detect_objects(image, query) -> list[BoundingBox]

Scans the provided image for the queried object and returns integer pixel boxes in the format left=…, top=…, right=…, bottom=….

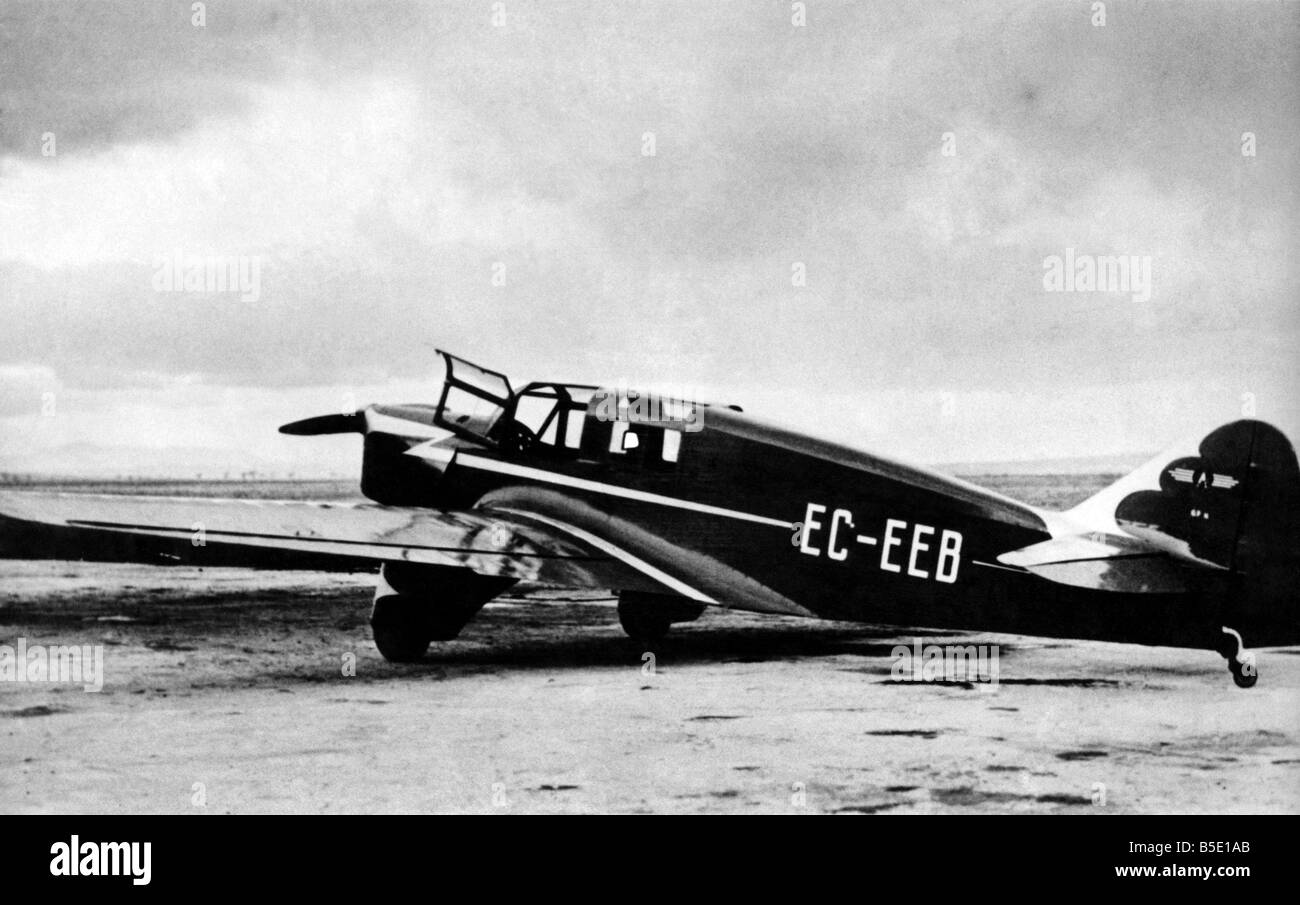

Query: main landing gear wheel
left=370, top=562, right=517, bottom=663
left=617, top=591, right=707, bottom=645
left=371, top=596, right=482, bottom=662
left=1218, top=627, right=1258, bottom=689
left=618, top=608, right=673, bottom=645
left=371, top=603, right=436, bottom=663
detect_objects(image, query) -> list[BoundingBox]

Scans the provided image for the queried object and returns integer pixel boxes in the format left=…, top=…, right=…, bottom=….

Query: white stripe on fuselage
left=406, top=442, right=794, bottom=529
left=492, top=507, right=717, bottom=604
left=407, top=442, right=1068, bottom=570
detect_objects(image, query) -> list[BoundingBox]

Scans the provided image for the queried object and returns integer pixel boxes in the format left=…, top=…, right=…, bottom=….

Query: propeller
left=278, top=411, right=367, bottom=436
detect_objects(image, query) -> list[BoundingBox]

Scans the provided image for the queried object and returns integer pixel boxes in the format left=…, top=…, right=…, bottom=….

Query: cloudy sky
left=1, top=0, right=1297, bottom=477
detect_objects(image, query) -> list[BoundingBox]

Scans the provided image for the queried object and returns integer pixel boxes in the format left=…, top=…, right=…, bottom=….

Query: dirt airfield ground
left=1, top=476, right=1297, bottom=814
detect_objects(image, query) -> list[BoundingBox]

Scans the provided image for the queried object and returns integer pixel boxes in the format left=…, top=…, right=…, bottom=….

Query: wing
left=0, top=490, right=667, bottom=594
left=0, top=487, right=814, bottom=616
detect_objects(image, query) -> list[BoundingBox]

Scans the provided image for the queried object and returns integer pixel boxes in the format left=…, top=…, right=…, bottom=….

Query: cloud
left=0, top=0, right=1296, bottom=470
left=0, top=363, right=60, bottom=417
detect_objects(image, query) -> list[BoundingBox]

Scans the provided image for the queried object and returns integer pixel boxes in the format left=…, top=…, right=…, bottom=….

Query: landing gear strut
left=370, top=563, right=516, bottom=662
left=1217, top=627, right=1258, bottom=689
left=617, top=591, right=706, bottom=644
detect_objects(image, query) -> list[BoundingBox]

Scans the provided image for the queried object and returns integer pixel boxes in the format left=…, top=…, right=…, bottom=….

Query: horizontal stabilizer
left=997, top=533, right=1192, bottom=593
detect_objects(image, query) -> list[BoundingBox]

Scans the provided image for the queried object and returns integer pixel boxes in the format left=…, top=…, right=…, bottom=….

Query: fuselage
left=366, top=398, right=1225, bottom=651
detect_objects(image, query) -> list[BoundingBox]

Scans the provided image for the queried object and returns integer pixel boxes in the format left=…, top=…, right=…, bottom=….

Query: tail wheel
left=1219, top=627, right=1259, bottom=689
left=1229, top=656, right=1258, bottom=689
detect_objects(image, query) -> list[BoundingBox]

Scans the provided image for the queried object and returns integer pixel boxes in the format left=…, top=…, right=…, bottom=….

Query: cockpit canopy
left=432, top=351, right=513, bottom=441
left=433, top=351, right=596, bottom=453
left=433, top=350, right=732, bottom=461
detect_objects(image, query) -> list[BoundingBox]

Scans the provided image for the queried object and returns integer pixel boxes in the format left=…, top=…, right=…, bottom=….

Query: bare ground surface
left=2, top=474, right=1297, bottom=814
left=2, top=559, right=1297, bottom=815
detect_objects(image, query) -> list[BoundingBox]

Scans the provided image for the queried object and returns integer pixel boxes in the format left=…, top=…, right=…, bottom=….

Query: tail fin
left=1067, top=419, right=1300, bottom=645
left=1067, top=420, right=1296, bottom=569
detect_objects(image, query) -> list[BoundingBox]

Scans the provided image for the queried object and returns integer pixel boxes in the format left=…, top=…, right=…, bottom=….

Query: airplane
left=1, top=350, right=1295, bottom=687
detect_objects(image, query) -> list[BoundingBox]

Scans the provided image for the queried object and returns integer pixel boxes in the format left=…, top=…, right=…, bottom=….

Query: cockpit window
left=661, top=429, right=681, bottom=462
left=433, top=351, right=513, bottom=444
left=432, top=352, right=602, bottom=455
left=442, top=386, right=505, bottom=429
left=445, top=354, right=511, bottom=401
left=509, top=383, right=596, bottom=453
left=514, top=390, right=560, bottom=436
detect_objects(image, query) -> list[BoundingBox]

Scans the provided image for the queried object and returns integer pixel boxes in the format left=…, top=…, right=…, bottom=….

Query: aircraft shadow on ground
left=249, top=619, right=1037, bottom=687
left=0, top=587, right=1127, bottom=689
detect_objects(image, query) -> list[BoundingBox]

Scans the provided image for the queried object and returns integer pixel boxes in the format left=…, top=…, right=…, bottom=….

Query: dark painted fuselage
left=369, top=403, right=1232, bottom=652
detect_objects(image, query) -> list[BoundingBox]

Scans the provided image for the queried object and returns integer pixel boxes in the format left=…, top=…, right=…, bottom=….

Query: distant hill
left=936, top=453, right=1151, bottom=477
left=0, top=443, right=345, bottom=481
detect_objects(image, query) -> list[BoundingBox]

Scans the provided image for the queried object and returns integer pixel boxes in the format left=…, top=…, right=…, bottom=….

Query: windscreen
left=433, top=352, right=513, bottom=444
